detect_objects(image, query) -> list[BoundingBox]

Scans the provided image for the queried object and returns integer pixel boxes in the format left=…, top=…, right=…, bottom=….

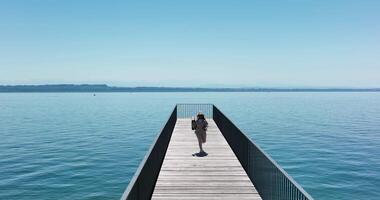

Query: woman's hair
left=197, top=113, right=205, bottom=120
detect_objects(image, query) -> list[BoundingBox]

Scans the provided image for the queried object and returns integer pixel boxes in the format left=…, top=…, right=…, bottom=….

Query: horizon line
left=0, top=84, right=380, bottom=92
left=1, top=83, right=380, bottom=89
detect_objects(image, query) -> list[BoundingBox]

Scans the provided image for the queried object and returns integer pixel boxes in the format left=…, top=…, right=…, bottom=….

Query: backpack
left=191, top=118, right=197, bottom=130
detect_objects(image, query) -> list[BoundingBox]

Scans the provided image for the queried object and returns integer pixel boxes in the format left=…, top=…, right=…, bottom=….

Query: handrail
left=213, top=105, right=314, bottom=200
left=176, top=103, right=213, bottom=118
left=120, top=106, right=177, bottom=200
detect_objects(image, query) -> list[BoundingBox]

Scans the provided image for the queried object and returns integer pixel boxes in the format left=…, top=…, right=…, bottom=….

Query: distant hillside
left=0, top=84, right=379, bottom=92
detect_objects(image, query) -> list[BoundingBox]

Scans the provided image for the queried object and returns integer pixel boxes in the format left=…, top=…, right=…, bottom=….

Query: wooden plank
left=154, top=186, right=258, bottom=194
left=153, top=193, right=260, bottom=197
left=158, top=171, right=247, bottom=176
left=152, top=197, right=262, bottom=200
left=151, top=119, right=262, bottom=199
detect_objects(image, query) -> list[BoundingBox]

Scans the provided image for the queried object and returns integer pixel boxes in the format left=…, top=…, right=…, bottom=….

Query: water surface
left=0, top=92, right=379, bottom=199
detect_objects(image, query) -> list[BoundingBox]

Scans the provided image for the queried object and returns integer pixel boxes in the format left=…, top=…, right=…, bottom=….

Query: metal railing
left=176, top=103, right=213, bottom=119
left=120, top=107, right=177, bottom=200
left=213, top=105, right=314, bottom=200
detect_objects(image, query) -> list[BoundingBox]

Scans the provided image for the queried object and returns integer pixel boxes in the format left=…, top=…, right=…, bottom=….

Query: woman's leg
left=196, top=133, right=204, bottom=152
left=202, top=132, right=207, bottom=143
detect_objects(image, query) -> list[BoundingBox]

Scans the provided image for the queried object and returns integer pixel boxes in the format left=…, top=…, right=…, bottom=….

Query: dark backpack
left=191, top=119, right=196, bottom=130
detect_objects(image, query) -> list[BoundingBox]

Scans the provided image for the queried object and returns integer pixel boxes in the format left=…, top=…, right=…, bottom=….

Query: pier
left=121, top=104, right=313, bottom=200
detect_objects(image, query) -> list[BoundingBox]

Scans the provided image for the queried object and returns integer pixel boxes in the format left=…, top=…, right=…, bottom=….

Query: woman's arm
left=203, top=120, right=208, bottom=130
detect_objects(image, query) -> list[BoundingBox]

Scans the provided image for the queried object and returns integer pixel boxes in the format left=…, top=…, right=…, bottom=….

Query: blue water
left=0, top=93, right=379, bottom=199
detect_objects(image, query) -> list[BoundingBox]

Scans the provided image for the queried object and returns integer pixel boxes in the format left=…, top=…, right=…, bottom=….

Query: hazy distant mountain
left=0, top=84, right=379, bottom=92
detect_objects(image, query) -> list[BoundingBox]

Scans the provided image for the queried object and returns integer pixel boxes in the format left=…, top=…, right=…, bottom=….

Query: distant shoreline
left=0, top=84, right=379, bottom=92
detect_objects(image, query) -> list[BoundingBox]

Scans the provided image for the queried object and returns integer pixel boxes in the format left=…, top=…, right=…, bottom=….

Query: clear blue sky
left=0, top=0, right=379, bottom=87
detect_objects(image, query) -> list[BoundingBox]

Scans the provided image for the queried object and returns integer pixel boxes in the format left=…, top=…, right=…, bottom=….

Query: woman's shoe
left=199, top=151, right=208, bottom=156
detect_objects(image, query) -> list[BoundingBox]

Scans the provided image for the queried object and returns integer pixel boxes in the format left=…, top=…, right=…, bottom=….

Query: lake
left=0, top=92, right=379, bottom=199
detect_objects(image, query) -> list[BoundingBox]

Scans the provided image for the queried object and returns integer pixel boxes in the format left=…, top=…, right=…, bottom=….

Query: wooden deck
left=151, top=119, right=262, bottom=200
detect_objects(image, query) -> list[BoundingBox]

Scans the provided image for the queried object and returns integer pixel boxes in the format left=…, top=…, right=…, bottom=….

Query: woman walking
left=193, top=112, right=208, bottom=156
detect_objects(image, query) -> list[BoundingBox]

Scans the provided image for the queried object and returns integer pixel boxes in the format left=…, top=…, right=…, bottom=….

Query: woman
left=193, top=112, right=208, bottom=156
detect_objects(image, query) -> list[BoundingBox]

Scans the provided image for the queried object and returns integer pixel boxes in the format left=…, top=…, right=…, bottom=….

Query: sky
left=0, top=0, right=379, bottom=87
